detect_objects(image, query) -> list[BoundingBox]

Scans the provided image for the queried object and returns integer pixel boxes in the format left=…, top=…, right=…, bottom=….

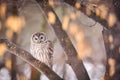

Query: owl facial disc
left=32, top=32, right=47, bottom=43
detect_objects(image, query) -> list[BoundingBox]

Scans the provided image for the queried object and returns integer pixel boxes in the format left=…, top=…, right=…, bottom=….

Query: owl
left=30, top=32, right=53, bottom=68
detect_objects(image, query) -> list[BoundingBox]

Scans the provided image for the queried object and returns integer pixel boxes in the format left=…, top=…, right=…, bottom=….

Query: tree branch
left=64, top=0, right=110, bottom=29
left=35, top=0, right=90, bottom=80
left=0, top=38, right=63, bottom=80
left=64, top=0, right=120, bottom=80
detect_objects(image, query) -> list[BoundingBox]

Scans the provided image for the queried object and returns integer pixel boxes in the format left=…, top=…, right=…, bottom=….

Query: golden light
left=108, top=13, right=117, bottom=27
left=0, top=43, right=7, bottom=57
left=108, top=58, right=115, bottom=76
left=108, top=35, right=113, bottom=43
left=77, top=42, right=92, bottom=59
left=69, top=24, right=78, bottom=35
left=75, top=2, right=81, bottom=9
left=70, top=12, right=76, bottom=20
left=5, top=58, right=11, bottom=70
left=6, top=29, right=14, bottom=40
left=17, top=74, right=27, bottom=80
left=75, top=30, right=92, bottom=59
left=48, top=11, right=56, bottom=24
left=0, top=3, right=7, bottom=18
left=98, top=4, right=108, bottom=19
left=6, top=15, right=25, bottom=33
left=86, top=3, right=97, bottom=15
left=62, top=15, right=70, bottom=30
left=95, top=7, right=100, bottom=16
left=49, top=0, right=54, bottom=6
left=75, top=31, right=84, bottom=42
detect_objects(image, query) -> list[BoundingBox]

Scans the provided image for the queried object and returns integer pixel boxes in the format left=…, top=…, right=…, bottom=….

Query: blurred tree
left=0, top=0, right=26, bottom=80
left=35, top=0, right=90, bottom=80
left=64, top=0, right=120, bottom=80
left=1, top=0, right=120, bottom=80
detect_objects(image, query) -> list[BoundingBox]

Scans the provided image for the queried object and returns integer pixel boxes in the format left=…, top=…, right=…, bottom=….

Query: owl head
left=31, top=32, right=47, bottom=43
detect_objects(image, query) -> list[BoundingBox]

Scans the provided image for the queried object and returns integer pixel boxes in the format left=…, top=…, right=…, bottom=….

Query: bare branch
left=0, top=38, right=63, bottom=80
left=35, top=0, right=90, bottom=80
left=64, top=0, right=110, bottom=29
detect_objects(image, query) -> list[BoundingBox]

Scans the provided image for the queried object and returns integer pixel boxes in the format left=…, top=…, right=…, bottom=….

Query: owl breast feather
left=30, top=43, right=51, bottom=67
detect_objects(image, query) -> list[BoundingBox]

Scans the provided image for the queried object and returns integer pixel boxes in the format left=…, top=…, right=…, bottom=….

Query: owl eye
left=33, top=36, right=39, bottom=43
left=40, top=36, right=43, bottom=39
left=39, top=35, right=46, bottom=42
left=34, top=37, right=38, bottom=40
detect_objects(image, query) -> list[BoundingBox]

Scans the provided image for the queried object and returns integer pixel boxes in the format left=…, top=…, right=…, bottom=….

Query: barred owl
left=30, top=32, right=53, bottom=68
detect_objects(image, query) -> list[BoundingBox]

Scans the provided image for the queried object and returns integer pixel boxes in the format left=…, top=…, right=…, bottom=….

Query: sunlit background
left=0, top=0, right=119, bottom=80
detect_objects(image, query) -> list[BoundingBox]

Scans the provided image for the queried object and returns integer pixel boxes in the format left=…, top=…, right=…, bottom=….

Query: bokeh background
left=0, top=0, right=119, bottom=80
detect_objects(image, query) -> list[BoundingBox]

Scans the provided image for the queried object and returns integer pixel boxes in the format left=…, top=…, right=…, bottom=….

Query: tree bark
left=64, top=0, right=110, bottom=29
left=103, top=0, right=120, bottom=80
left=0, top=38, right=63, bottom=80
left=64, top=0, right=120, bottom=80
left=35, top=0, right=90, bottom=80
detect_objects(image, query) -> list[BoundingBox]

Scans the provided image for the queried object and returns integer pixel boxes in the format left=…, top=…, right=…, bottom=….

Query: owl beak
left=37, top=40, right=41, bottom=43
left=39, top=40, right=42, bottom=43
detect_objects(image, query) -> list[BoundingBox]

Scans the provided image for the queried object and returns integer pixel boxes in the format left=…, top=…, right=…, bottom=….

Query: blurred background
left=0, top=0, right=119, bottom=80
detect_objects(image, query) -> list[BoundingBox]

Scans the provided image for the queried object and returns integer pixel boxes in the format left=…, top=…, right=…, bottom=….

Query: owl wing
left=47, top=40, right=54, bottom=68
